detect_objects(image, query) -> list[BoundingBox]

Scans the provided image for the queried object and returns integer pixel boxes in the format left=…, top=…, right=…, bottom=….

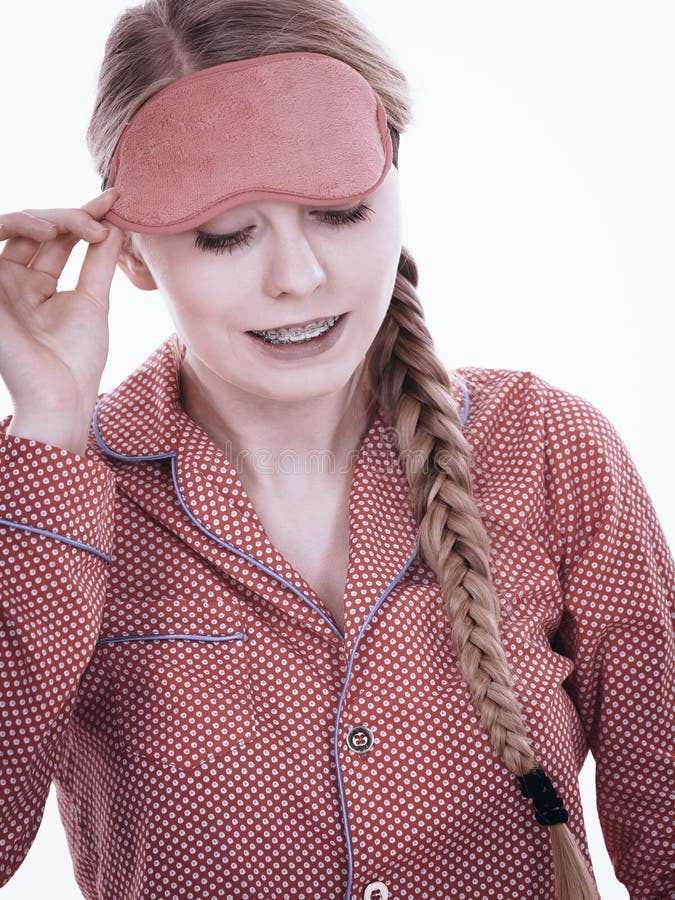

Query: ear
left=116, top=232, right=158, bottom=291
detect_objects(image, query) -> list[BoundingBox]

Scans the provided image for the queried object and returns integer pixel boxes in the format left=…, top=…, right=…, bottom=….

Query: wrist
left=6, top=409, right=93, bottom=456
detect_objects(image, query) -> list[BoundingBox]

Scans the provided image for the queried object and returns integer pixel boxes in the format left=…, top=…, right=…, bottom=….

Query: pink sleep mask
left=101, top=51, right=399, bottom=235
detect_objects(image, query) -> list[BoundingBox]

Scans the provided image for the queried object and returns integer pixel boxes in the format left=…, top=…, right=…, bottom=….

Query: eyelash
left=193, top=203, right=374, bottom=255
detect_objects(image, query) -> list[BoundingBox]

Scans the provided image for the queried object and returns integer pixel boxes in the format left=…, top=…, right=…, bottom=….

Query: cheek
left=348, top=232, right=401, bottom=319
left=152, top=252, right=254, bottom=325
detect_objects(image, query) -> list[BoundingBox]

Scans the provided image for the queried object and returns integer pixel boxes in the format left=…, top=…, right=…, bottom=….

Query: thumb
left=75, top=223, right=125, bottom=311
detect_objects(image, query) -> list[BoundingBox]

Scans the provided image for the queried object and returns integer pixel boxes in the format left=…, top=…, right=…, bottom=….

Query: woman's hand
left=0, top=188, right=124, bottom=418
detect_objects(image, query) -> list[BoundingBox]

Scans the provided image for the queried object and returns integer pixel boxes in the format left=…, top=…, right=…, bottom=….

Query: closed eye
left=193, top=202, right=374, bottom=255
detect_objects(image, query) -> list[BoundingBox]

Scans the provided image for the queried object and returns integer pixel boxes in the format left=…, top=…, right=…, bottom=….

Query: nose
left=263, top=217, right=327, bottom=298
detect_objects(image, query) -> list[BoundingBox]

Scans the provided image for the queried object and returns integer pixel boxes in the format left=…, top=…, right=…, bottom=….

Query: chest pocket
left=97, top=631, right=260, bottom=769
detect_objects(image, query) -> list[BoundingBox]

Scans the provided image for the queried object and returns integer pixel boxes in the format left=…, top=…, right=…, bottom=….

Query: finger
left=79, top=187, right=121, bottom=216
left=0, top=212, right=56, bottom=242
left=75, top=223, right=125, bottom=312
left=0, top=220, right=87, bottom=271
left=1, top=189, right=120, bottom=269
left=23, top=203, right=115, bottom=243
left=0, top=188, right=119, bottom=243
left=29, top=190, right=122, bottom=275
left=29, top=230, right=82, bottom=280
left=0, top=213, right=59, bottom=265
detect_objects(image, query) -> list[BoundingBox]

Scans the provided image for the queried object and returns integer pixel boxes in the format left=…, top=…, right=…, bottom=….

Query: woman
left=0, top=1, right=672, bottom=898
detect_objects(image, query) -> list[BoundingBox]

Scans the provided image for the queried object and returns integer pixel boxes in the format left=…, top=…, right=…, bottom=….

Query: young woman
left=0, top=1, right=672, bottom=898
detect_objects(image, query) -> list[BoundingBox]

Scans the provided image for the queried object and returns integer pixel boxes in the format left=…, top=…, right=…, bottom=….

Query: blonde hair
left=86, top=3, right=599, bottom=896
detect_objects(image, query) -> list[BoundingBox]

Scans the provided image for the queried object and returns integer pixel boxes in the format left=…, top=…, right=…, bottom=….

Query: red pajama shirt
left=0, top=333, right=673, bottom=899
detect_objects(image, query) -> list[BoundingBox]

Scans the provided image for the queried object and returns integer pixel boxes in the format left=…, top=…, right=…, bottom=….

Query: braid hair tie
left=516, top=767, right=570, bottom=826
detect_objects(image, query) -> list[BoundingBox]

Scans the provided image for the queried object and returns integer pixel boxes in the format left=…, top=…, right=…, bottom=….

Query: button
left=363, top=881, right=389, bottom=899
left=346, top=724, right=374, bottom=753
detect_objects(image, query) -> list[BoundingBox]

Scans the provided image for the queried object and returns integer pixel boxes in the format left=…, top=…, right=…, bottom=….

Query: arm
left=538, top=378, right=675, bottom=900
left=0, top=420, right=116, bottom=885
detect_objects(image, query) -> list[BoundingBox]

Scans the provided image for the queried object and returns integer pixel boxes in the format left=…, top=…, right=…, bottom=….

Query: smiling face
left=116, top=165, right=402, bottom=407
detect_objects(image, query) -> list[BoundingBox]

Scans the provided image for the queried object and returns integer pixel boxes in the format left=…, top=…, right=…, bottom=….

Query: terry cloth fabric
left=0, top=333, right=673, bottom=899
left=102, top=52, right=395, bottom=235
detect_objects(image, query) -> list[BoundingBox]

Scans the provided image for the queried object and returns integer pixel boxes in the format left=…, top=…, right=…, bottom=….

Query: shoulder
left=522, top=371, right=630, bottom=483
left=451, top=365, right=539, bottom=422
left=450, top=366, right=631, bottom=501
left=453, top=365, right=620, bottom=445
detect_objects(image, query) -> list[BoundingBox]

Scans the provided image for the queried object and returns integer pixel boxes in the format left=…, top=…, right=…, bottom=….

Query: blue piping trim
left=94, top=397, right=424, bottom=888
left=451, top=371, right=471, bottom=427
left=97, top=631, right=248, bottom=646
left=335, top=532, right=420, bottom=899
left=92, top=395, right=170, bottom=463
left=0, top=516, right=112, bottom=564
left=94, top=407, right=345, bottom=639
left=169, top=458, right=347, bottom=642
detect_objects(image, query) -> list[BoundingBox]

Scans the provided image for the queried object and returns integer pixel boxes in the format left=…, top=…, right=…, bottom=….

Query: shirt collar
left=92, top=333, right=470, bottom=648
left=93, top=331, right=469, bottom=463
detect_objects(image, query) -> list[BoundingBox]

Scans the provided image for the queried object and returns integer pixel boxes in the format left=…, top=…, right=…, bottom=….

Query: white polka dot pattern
left=0, top=333, right=672, bottom=899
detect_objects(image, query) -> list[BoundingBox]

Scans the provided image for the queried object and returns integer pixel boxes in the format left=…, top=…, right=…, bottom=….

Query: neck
left=178, top=351, right=378, bottom=490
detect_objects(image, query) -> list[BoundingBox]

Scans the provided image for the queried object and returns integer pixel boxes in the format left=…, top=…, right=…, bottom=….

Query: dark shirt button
left=363, top=880, right=389, bottom=899
left=346, top=724, right=374, bottom=752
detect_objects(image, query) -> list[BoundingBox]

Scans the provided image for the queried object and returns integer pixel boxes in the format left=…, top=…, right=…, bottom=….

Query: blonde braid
left=364, top=245, right=600, bottom=900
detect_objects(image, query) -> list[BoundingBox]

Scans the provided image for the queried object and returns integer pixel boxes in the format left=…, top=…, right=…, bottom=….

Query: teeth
left=252, top=315, right=340, bottom=344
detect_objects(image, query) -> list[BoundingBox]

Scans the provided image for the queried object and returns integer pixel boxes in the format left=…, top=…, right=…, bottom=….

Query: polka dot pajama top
left=0, top=333, right=673, bottom=899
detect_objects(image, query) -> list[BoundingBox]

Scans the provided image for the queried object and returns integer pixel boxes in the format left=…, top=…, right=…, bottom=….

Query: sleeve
left=0, top=418, right=116, bottom=886
left=539, top=379, right=675, bottom=900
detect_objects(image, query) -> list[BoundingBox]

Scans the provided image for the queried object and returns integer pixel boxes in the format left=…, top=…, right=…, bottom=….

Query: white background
left=1, top=1, right=674, bottom=897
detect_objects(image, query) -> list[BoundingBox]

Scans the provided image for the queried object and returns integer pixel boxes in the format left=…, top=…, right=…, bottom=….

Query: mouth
left=247, top=313, right=344, bottom=345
